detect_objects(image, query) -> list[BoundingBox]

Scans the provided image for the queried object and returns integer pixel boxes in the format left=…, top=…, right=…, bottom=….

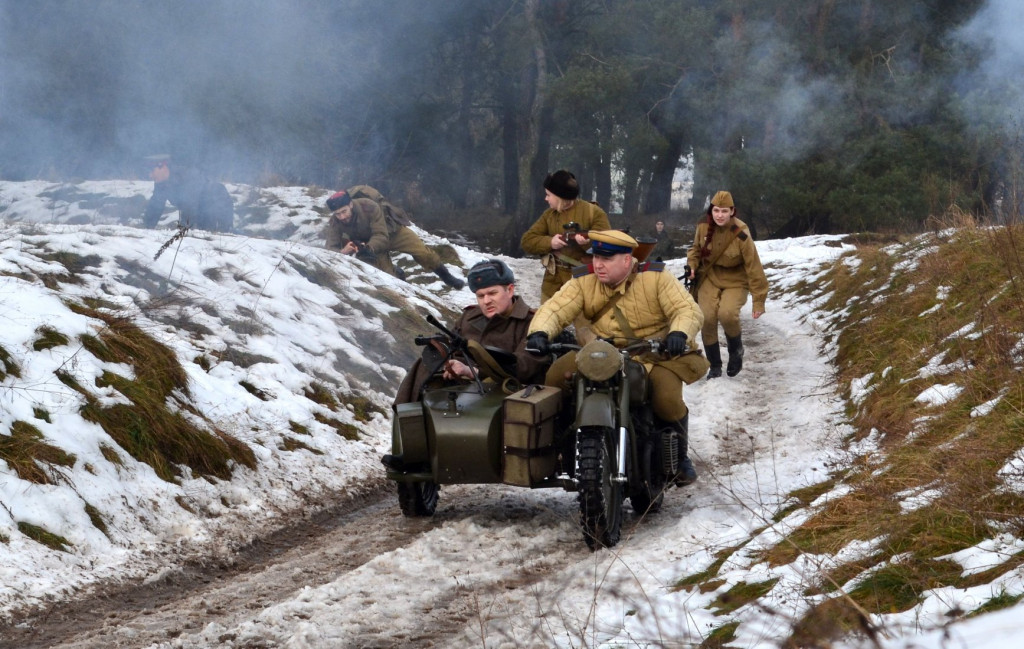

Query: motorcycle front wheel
left=397, top=480, right=439, bottom=516
left=577, top=428, right=624, bottom=549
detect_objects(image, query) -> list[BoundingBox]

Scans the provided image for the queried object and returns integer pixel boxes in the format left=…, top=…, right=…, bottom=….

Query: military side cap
left=142, top=154, right=171, bottom=166
left=587, top=229, right=638, bottom=257
left=711, top=190, right=734, bottom=208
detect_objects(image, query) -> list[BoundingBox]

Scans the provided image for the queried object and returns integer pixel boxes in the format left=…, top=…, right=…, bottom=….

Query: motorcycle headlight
left=576, top=339, right=622, bottom=382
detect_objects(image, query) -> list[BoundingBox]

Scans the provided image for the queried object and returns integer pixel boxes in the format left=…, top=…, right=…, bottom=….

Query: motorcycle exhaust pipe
left=615, top=426, right=629, bottom=482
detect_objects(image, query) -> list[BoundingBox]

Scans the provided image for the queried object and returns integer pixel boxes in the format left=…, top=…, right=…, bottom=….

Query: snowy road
left=3, top=269, right=840, bottom=649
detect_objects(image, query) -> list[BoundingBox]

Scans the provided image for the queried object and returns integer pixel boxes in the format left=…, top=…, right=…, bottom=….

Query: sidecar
left=385, top=379, right=565, bottom=516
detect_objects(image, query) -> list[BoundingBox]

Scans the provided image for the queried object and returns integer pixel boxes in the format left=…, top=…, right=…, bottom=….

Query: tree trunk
left=500, top=87, right=519, bottom=215
left=646, top=135, right=685, bottom=214
left=503, top=0, right=549, bottom=255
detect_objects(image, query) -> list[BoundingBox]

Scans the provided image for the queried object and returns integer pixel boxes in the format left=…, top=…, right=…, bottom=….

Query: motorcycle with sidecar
left=383, top=313, right=686, bottom=549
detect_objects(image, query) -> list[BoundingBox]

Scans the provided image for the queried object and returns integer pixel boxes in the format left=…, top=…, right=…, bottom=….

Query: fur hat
left=326, top=191, right=351, bottom=211
left=710, top=190, right=734, bottom=208
left=543, top=170, right=580, bottom=201
left=587, top=230, right=638, bottom=257
left=467, top=259, right=515, bottom=292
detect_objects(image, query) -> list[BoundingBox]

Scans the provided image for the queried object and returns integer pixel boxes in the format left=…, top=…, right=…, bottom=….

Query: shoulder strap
left=699, top=228, right=741, bottom=270
left=590, top=272, right=635, bottom=324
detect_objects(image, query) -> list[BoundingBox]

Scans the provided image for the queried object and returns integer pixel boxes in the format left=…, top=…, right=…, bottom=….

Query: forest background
left=1, top=0, right=1021, bottom=251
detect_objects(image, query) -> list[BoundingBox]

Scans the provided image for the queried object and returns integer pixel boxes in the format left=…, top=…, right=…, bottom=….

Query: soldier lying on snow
left=324, top=186, right=465, bottom=289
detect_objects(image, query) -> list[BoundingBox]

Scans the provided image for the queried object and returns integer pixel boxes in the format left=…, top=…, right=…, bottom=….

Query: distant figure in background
left=650, top=219, right=676, bottom=261
left=685, top=191, right=768, bottom=379
left=520, top=170, right=611, bottom=302
left=142, top=155, right=234, bottom=232
left=324, top=187, right=465, bottom=289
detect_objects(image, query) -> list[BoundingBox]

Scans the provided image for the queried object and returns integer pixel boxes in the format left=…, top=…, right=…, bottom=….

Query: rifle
left=562, top=223, right=657, bottom=263
left=416, top=314, right=486, bottom=392
left=344, top=239, right=378, bottom=263
left=561, top=221, right=589, bottom=244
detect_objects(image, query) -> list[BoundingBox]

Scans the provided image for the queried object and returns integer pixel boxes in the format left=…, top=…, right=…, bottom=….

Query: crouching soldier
left=324, top=189, right=465, bottom=289
left=526, top=230, right=707, bottom=486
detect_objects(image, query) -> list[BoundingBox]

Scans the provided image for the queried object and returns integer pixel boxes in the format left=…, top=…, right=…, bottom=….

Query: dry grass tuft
left=313, top=413, right=360, bottom=440
left=65, top=304, right=256, bottom=482
left=0, top=421, right=76, bottom=484
left=32, top=325, right=69, bottom=351
left=17, top=521, right=72, bottom=553
left=0, top=345, right=21, bottom=380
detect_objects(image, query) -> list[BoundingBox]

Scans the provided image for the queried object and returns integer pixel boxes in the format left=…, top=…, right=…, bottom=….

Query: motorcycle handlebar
left=528, top=338, right=665, bottom=356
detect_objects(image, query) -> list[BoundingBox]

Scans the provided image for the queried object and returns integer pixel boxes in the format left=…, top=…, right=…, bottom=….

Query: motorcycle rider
left=385, top=259, right=548, bottom=470
left=526, top=230, right=706, bottom=486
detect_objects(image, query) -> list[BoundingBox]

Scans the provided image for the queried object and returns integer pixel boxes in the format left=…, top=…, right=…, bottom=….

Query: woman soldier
left=685, top=191, right=768, bottom=378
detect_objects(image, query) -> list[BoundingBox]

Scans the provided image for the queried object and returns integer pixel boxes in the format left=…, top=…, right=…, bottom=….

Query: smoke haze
left=0, top=1, right=367, bottom=182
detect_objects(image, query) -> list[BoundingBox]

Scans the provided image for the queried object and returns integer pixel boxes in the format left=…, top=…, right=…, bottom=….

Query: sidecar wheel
left=397, top=480, right=439, bottom=517
left=577, top=429, right=623, bottom=549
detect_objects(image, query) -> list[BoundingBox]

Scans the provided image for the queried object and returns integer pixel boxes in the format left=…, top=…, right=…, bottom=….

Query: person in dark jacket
left=142, top=155, right=234, bottom=232
left=392, top=258, right=546, bottom=406
left=324, top=189, right=464, bottom=289
left=385, top=259, right=548, bottom=470
left=649, top=219, right=677, bottom=261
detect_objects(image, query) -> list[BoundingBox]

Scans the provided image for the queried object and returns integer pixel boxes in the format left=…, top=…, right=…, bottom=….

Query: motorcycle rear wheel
left=577, top=429, right=624, bottom=549
left=397, top=480, right=439, bottom=516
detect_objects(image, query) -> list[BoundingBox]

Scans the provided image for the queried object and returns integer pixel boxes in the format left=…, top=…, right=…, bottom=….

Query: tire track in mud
left=0, top=483, right=410, bottom=649
left=1, top=482, right=589, bottom=649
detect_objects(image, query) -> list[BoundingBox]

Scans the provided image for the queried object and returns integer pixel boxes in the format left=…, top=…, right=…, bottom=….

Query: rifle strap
left=591, top=273, right=636, bottom=334
left=694, top=225, right=741, bottom=291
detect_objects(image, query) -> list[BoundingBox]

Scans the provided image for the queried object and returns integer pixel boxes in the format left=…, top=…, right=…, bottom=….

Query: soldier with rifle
left=324, top=188, right=465, bottom=289
left=520, top=170, right=611, bottom=302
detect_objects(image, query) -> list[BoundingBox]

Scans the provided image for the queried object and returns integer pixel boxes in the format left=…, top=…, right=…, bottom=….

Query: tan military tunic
left=520, top=200, right=611, bottom=301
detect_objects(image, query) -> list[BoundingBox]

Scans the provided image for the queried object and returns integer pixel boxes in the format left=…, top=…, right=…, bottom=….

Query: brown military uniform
left=520, top=201, right=611, bottom=301
left=393, top=296, right=545, bottom=407
left=324, top=197, right=441, bottom=277
left=685, top=216, right=768, bottom=344
left=528, top=260, right=705, bottom=421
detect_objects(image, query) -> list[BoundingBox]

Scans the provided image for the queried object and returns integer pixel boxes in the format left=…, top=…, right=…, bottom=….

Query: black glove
left=665, top=331, right=687, bottom=357
left=526, top=332, right=551, bottom=356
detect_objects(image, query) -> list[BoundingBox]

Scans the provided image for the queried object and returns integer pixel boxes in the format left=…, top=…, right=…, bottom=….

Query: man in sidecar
left=526, top=230, right=707, bottom=485
left=384, top=259, right=548, bottom=471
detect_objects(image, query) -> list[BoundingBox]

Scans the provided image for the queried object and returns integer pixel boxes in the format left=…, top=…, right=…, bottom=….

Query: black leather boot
left=726, top=334, right=744, bottom=377
left=672, top=415, right=697, bottom=486
left=434, top=264, right=465, bottom=290
left=705, top=342, right=722, bottom=379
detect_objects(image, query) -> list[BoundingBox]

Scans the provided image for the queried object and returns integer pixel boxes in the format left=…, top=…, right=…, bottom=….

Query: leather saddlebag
left=502, top=385, right=561, bottom=487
